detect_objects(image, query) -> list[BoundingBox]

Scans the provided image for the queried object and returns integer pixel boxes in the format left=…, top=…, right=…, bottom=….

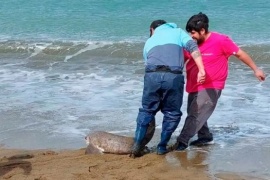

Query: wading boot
left=130, top=125, right=147, bottom=158
left=156, top=132, right=172, bottom=155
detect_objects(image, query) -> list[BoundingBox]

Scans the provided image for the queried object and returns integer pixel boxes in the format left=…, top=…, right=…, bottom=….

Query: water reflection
left=165, top=149, right=209, bottom=170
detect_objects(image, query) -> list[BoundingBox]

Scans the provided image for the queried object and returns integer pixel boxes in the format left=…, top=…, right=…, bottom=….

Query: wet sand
left=0, top=145, right=268, bottom=180
left=0, top=147, right=211, bottom=180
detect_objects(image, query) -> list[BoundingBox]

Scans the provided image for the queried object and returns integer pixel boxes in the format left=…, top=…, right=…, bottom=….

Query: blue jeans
left=137, top=72, right=184, bottom=134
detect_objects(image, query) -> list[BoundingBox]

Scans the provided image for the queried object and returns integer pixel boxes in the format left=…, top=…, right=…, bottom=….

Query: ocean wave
left=0, top=40, right=270, bottom=63
left=0, top=40, right=145, bottom=61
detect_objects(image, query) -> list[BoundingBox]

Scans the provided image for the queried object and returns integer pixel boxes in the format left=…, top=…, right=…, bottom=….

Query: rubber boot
left=130, top=125, right=148, bottom=158
left=141, top=119, right=155, bottom=148
left=156, top=132, right=172, bottom=155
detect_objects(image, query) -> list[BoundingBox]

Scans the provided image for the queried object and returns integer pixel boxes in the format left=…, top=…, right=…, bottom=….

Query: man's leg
left=190, top=89, right=222, bottom=146
left=198, top=122, right=212, bottom=139
left=189, top=121, right=214, bottom=146
left=174, top=89, right=221, bottom=151
left=130, top=73, right=161, bottom=157
left=157, top=73, right=185, bottom=155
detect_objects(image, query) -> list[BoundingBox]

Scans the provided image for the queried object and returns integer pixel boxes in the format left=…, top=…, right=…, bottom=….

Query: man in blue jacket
left=130, top=20, right=206, bottom=157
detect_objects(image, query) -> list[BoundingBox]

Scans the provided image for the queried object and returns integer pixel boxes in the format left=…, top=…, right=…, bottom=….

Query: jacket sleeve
left=178, top=29, right=199, bottom=53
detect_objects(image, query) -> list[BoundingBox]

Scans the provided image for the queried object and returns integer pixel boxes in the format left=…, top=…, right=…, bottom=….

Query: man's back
left=143, top=23, right=192, bottom=71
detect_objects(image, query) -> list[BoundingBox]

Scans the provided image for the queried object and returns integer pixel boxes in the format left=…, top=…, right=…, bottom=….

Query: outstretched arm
left=234, top=49, right=265, bottom=81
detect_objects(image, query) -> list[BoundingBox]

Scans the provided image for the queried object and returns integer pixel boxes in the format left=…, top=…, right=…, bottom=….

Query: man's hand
left=190, top=49, right=206, bottom=84
left=235, top=49, right=266, bottom=82
left=197, top=69, right=206, bottom=84
left=254, top=68, right=266, bottom=81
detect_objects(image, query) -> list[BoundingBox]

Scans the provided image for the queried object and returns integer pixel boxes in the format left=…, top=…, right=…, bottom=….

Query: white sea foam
left=27, top=42, right=52, bottom=58
left=63, top=42, right=108, bottom=62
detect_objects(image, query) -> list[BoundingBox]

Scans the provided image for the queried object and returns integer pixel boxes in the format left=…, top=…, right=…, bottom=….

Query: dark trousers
left=136, top=72, right=185, bottom=135
left=177, top=89, right=222, bottom=145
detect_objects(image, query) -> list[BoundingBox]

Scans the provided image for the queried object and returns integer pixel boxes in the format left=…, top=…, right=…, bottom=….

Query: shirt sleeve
left=179, top=28, right=193, bottom=48
left=221, top=36, right=239, bottom=57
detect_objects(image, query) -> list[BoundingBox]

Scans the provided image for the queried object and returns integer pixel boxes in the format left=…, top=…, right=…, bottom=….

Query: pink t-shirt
left=185, top=32, right=239, bottom=93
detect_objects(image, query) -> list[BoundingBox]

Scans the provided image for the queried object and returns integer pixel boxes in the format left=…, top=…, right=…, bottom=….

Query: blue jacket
left=143, top=23, right=197, bottom=71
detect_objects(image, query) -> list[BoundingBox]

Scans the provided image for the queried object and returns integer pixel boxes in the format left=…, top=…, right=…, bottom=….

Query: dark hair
left=150, top=20, right=167, bottom=29
left=186, top=12, right=209, bottom=33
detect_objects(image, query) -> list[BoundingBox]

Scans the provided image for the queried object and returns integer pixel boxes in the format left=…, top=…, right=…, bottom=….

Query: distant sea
left=0, top=1, right=270, bottom=178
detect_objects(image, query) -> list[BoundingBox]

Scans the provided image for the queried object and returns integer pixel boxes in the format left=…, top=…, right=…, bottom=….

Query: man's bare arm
left=191, top=50, right=201, bottom=59
left=235, top=49, right=265, bottom=81
left=191, top=50, right=205, bottom=83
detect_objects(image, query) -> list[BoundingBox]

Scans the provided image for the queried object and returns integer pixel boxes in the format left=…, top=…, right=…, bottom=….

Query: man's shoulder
left=211, top=32, right=232, bottom=40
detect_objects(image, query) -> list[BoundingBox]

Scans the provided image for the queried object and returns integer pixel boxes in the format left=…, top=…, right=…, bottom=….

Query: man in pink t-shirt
left=173, top=12, right=265, bottom=151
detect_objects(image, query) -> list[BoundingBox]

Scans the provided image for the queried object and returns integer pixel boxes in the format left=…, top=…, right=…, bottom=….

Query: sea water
left=0, top=0, right=270, bottom=178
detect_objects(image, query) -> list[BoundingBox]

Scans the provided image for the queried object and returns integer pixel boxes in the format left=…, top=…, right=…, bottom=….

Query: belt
left=146, top=65, right=182, bottom=74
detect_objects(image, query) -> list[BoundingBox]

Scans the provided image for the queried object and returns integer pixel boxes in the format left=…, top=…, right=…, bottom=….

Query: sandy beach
left=0, top=147, right=212, bottom=180
left=1, top=146, right=268, bottom=180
